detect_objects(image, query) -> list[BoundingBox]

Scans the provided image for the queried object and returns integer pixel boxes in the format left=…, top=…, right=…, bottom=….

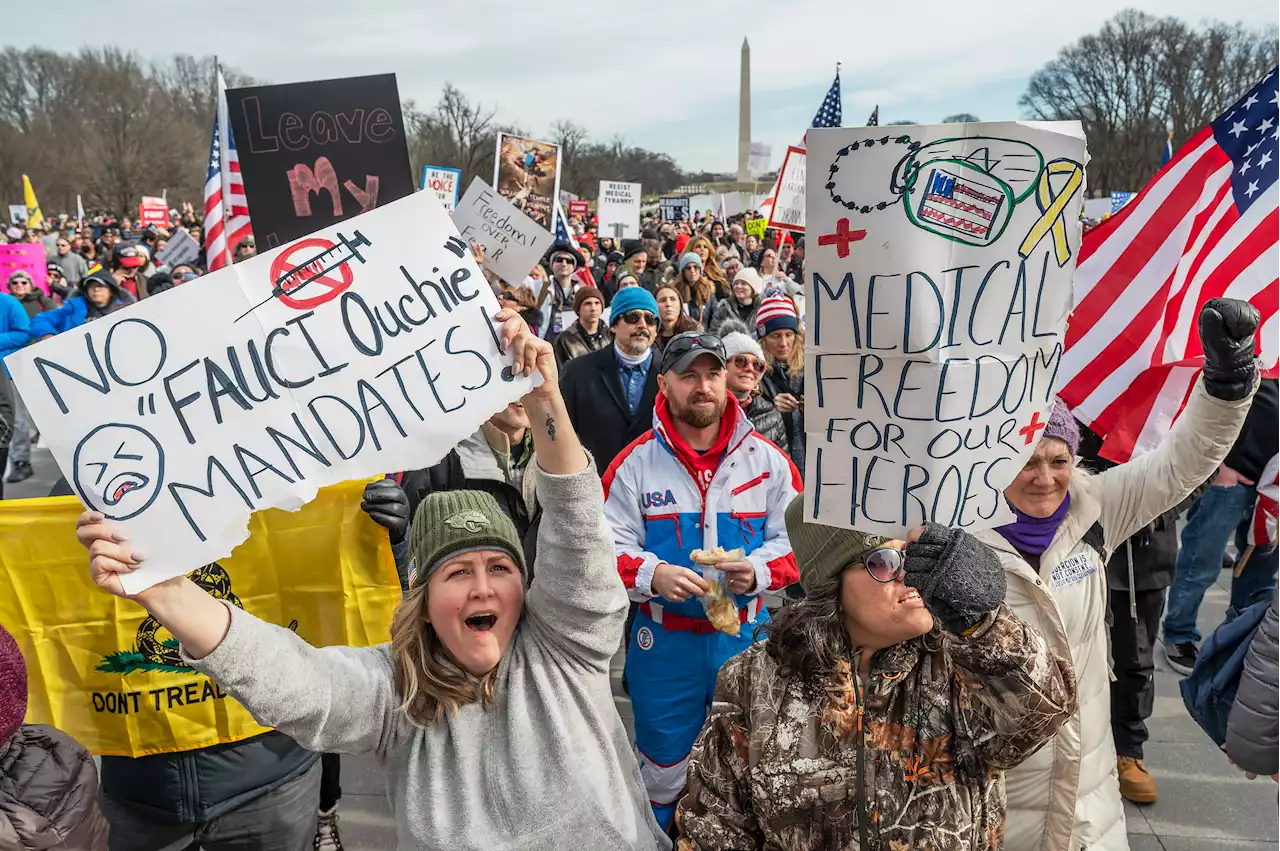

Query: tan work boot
left=1117, top=756, right=1158, bottom=803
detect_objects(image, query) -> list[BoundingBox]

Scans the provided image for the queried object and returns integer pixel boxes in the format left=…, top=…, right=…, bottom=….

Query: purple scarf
left=996, top=493, right=1071, bottom=555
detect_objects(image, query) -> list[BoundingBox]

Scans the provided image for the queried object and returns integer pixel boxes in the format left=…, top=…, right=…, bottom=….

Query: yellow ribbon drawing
left=1018, top=159, right=1083, bottom=266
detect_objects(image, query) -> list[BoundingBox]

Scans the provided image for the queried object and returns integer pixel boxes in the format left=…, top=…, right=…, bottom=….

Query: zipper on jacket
left=854, top=654, right=873, bottom=851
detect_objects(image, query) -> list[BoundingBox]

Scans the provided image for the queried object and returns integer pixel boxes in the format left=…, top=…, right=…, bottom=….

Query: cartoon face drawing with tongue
left=72, top=423, right=165, bottom=521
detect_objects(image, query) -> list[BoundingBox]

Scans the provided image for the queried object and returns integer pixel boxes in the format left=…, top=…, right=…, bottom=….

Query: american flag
left=203, top=68, right=253, bottom=271
left=553, top=203, right=595, bottom=289
left=867, top=105, right=879, bottom=127
left=758, top=67, right=842, bottom=221
left=1059, top=68, right=1279, bottom=462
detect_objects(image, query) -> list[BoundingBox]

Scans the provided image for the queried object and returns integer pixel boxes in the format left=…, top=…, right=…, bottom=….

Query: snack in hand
left=690, top=547, right=746, bottom=636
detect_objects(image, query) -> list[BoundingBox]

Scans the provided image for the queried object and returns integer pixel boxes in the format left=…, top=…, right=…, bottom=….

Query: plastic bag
left=692, top=548, right=745, bottom=636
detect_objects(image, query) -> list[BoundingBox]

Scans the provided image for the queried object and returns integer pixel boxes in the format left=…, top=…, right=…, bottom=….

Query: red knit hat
left=0, top=624, right=27, bottom=743
left=675, top=233, right=691, bottom=257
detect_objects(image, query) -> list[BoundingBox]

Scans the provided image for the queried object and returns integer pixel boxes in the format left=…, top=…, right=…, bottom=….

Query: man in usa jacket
left=603, top=331, right=800, bottom=832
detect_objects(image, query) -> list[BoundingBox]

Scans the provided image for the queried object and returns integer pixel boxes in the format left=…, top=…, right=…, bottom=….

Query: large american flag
left=553, top=203, right=595, bottom=289
left=203, top=68, right=253, bottom=271
left=1059, top=68, right=1279, bottom=462
left=757, top=68, right=842, bottom=221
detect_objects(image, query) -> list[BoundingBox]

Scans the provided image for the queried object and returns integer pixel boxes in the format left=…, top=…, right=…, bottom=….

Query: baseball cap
left=659, top=332, right=726, bottom=375
left=112, top=242, right=145, bottom=269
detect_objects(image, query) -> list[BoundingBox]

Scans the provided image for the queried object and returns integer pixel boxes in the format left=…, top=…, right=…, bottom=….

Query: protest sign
left=6, top=188, right=532, bottom=594
left=659, top=196, right=690, bottom=222
left=493, top=133, right=560, bottom=230
left=0, top=481, right=399, bottom=757
left=0, top=244, right=49, bottom=295
left=154, top=228, right=201, bottom=270
left=804, top=122, right=1087, bottom=537
left=567, top=200, right=590, bottom=219
left=1109, top=190, right=1134, bottom=214
left=421, top=165, right=461, bottom=212
left=745, top=217, right=767, bottom=239
left=597, top=181, right=641, bottom=239
left=452, top=177, right=553, bottom=286
left=226, top=73, right=414, bottom=249
left=768, top=146, right=807, bottom=232
left=138, top=197, right=169, bottom=228
left=748, top=141, right=772, bottom=177
left=8, top=205, right=27, bottom=225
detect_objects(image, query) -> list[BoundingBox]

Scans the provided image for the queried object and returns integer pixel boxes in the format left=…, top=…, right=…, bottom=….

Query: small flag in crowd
left=22, top=175, right=42, bottom=228
left=867, top=106, right=879, bottom=127
left=203, top=67, right=253, bottom=271
left=553, top=203, right=595, bottom=288
left=1160, top=130, right=1174, bottom=168
left=1059, top=68, right=1279, bottom=463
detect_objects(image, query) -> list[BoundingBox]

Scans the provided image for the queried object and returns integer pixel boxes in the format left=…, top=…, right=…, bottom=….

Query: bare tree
left=549, top=119, right=589, bottom=194
left=405, top=83, right=499, bottom=189
left=941, top=113, right=981, bottom=123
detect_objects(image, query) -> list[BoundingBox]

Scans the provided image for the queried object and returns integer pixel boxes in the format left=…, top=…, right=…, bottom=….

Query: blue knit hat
left=609, top=287, right=659, bottom=325
left=678, top=252, right=703, bottom=273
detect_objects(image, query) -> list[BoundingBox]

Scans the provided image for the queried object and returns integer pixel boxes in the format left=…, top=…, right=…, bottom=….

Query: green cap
left=784, top=493, right=889, bottom=592
left=407, top=489, right=526, bottom=589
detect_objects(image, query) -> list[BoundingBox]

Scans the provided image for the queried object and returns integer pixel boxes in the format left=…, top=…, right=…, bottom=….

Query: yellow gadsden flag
left=21, top=174, right=43, bottom=228
left=0, top=481, right=401, bottom=758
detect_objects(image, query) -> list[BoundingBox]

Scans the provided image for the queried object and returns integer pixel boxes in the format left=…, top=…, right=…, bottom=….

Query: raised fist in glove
left=1199, top=297, right=1260, bottom=401
left=361, top=479, right=410, bottom=543
left=904, top=523, right=1006, bottom=634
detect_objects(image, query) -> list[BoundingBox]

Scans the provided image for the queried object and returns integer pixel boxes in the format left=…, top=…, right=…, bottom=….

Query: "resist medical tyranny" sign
left=803, top=121, right=1087, bottom=537
left=7, top=190, right=529, bottom=592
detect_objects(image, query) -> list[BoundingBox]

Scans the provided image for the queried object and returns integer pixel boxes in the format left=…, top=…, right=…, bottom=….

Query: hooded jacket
left=28, top=278, right=134, bottom=338
left=14, top=290, right=54, bottom=319
left=0, top=724, right=109, bottom=850
left=676, top=604, right=1076, bottom=851
left=975, top=380, right=1255, bottom=851
left=1225, top=597, right=1278, bottom=777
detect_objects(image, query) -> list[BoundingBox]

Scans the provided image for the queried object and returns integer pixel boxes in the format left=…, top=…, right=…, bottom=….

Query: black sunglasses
left=664, top=333, right=725, bottom=361
left=859, top=547, right=905, bottom=583
left=620, top=310, right=657, bottom=326
left=551, top=255, right=576, bottom=264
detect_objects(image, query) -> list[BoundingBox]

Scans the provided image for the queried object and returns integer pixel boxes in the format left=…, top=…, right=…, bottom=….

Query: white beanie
left=718, top=319, right=765, bottom=363
left=733, top=266, right=763, bottom=296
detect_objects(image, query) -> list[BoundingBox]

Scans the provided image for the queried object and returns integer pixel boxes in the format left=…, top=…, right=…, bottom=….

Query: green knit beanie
left=784, top=493, right=890, bottom=592
left=407, top=490, right=526, bottom=589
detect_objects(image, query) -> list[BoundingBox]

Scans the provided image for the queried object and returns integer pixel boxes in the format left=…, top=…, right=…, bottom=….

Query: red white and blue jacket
left=603, top=393, right=801, bottom=625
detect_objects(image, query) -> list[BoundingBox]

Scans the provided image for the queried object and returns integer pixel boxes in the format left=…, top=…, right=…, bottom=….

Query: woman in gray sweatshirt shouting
left=76, top=309, right=671, bottom=851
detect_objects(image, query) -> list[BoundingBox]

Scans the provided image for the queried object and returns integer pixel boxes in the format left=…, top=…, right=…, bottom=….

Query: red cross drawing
left=1019, top=411, right=1048, bottom=445
left=817, top=217, right=866, bottom=258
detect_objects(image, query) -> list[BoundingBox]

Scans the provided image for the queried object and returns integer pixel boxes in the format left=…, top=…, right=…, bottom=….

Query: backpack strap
left=1082, top=521, right=1107, bottom=561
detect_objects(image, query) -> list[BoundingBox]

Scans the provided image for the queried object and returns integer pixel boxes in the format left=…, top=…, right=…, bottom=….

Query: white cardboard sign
left=154, top=228, right=201, bottom=269
left=453, top=177, right=553, bottom=286
left=597, top=181, right=641, bottom=239
left=804, top=121, right=1088, bottom=537
left=768, top=146, right=807, bottom=233
left=7, top=189, right=531, bottom=592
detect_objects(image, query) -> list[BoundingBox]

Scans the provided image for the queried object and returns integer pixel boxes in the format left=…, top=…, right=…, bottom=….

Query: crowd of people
left=0, top=202, right=1275, bottom=851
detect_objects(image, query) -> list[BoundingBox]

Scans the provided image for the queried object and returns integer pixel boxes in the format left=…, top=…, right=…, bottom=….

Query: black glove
left=1199, top=297, right=1260, bottom=401
left=361, top=479, right=410, bottom=543
left=903, top=523, right=1007, bottom=634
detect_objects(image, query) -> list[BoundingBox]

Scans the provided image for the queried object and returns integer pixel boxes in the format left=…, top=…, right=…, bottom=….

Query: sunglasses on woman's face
left=859, top=547, right=905, bottom=583
left=731, top=354, right=763, bottom=372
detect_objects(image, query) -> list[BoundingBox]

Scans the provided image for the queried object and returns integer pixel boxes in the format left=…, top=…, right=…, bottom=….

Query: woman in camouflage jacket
left=676, top=499, right=1077, bottom=851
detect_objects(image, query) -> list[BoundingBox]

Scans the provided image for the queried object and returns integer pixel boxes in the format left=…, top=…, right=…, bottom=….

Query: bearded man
left=601, top=331, right=800, bottom=833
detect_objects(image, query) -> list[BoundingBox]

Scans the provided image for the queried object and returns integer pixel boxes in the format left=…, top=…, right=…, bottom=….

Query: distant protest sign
left=566, top=200, right=590, bottom=219
left=138, top=197, right=169, bottom=228
left=421, top=165, right=461, bottom=212
left=493, top=133, right=560, bottom=231
left=659, top=196, right=690, bottom=222
left=768, top=146, right=807, bottom=232
left=154, top=228, right=201, bottom=270
left=0, top=244, right=48, bottom=295
left=745, top=217, right=767, bottom=240
left=452, top=177, right=553, bottom=286
left=8, top=205, right=27, bottom=225
left=226, top=73, right=414, bottom=249
left=597, top=181, right=641, bottom=239
left=804, top=122, right=1087, bottom=536
left=6, top=189, right=531, bottom=593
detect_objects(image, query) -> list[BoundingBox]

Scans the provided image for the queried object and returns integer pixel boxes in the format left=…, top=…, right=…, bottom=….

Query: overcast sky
left=6, top=0, right=1278, bottom=173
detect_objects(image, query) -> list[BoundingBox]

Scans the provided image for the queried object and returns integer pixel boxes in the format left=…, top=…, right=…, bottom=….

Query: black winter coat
left=0, top=725, right=108, bottom=850
left=559, top=345, right=659, bottom=476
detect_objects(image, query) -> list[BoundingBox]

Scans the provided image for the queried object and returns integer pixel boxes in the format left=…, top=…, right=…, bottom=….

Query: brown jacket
left=0, top=725, right=109, bottom=850
left=676, top=604, right=1076, bottom=851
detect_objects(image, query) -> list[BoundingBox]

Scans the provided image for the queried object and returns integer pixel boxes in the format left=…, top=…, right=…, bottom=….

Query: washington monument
left=737, top=37, right=750, bottom=182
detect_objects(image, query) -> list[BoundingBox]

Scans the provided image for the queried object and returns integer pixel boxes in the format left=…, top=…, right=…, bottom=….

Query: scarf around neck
left=995, top=493, right=1071, bottom=555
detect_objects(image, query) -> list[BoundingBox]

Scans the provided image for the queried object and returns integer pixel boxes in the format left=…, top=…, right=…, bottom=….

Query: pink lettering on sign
left=241, top=97, right=398, bottom=153
left=0, top=244, right=49, bottom=295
